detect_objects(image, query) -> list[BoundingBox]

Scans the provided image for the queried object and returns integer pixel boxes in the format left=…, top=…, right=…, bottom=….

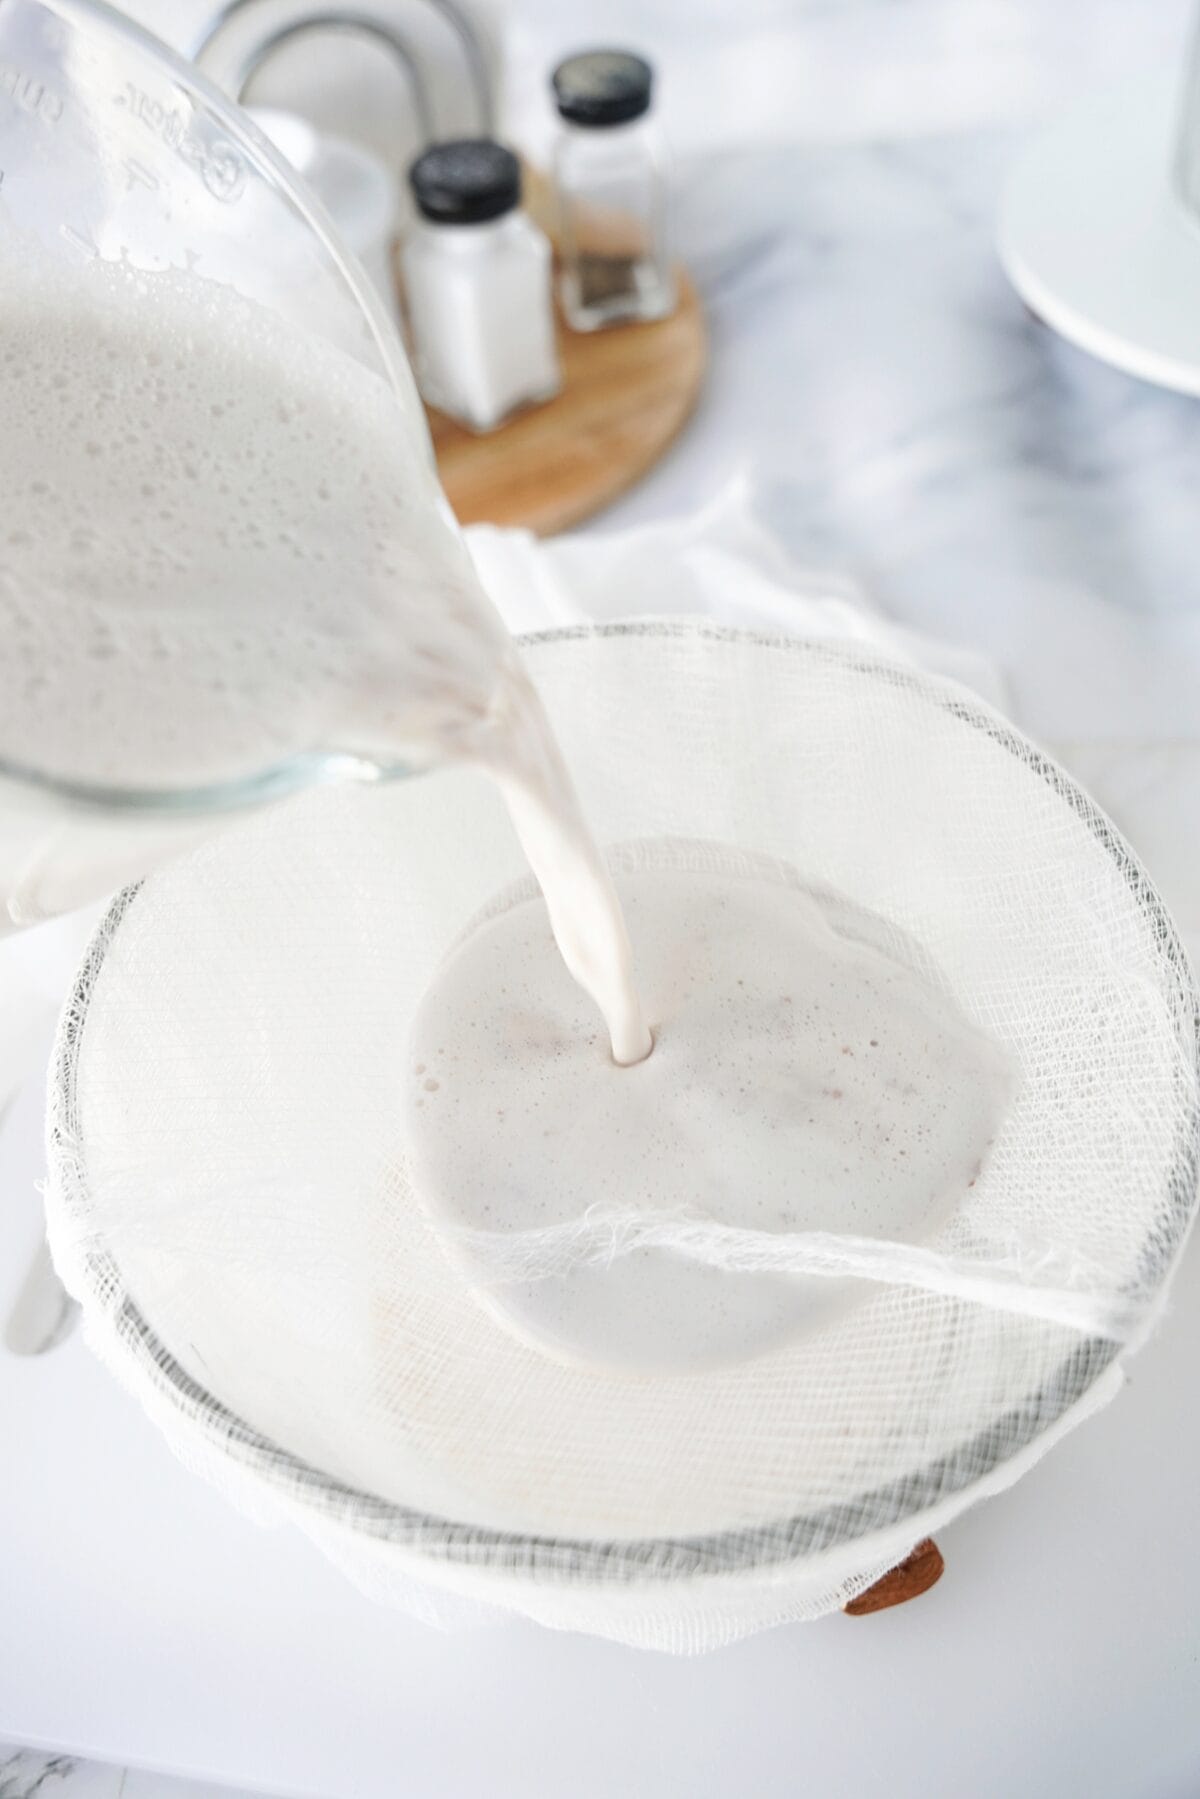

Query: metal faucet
left=192, top=0, right=494, bottom=147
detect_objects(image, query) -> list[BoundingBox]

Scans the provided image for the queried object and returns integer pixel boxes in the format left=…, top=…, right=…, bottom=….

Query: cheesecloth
left=44, top=617, right=1200, bottom=1652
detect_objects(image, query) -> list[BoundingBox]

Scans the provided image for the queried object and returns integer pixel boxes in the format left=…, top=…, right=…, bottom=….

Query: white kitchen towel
left=465, top=477, right=1008, bottom=711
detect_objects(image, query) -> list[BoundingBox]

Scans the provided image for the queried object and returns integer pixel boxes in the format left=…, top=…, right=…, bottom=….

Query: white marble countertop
left=6, top=1, right=1200, bottom=1795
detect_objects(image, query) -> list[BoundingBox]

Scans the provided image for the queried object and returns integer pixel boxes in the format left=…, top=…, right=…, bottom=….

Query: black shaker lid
left=409, top=139, right=521, bottom=224
left=552, top=50, right=653, bottom=128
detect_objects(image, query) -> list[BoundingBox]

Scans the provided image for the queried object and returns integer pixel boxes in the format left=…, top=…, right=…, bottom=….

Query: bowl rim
left=47, top=619, right=1200, bottom=1585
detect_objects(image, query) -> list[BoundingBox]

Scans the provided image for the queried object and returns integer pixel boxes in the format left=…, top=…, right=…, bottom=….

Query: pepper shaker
left=551, top=50, right=675, bottom=332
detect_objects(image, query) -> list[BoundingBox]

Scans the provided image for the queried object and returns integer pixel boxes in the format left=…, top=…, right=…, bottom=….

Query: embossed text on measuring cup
left=113, top=81, right=245, bottom=203
left=0, top=60, right=64, bottom=126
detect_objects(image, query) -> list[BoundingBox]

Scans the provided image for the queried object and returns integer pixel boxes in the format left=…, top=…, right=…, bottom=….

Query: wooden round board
left=424, top=269, right=706, bottom=537
left=842, top=1539, right=945, bottom=1616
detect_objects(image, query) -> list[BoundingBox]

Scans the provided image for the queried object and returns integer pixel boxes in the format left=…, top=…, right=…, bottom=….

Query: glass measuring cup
left=0, top=0, right=434, bottom=930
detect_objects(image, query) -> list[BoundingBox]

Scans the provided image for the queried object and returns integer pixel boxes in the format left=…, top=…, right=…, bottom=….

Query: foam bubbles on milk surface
left=0, top=245, right=508, bottom=789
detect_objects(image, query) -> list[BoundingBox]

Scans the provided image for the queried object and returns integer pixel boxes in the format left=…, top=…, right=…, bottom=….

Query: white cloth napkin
left=0, top=975, right=51, bottom=1127
left=465, top=478, right=1007, bottom=712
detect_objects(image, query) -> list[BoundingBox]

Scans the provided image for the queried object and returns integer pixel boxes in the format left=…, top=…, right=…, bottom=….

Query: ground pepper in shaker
left=402, top=139, right=561, bottom=433
left=551, top=50, right=675, bottom=331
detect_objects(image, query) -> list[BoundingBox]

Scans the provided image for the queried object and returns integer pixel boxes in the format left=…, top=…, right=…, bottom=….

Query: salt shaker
left=551, top=50, right=675, bottom=332
left=402, top=139, right=561, bottom=433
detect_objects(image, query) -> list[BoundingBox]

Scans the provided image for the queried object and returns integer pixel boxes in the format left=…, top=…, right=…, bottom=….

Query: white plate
left=998, top=74, right=1200, bottom=396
